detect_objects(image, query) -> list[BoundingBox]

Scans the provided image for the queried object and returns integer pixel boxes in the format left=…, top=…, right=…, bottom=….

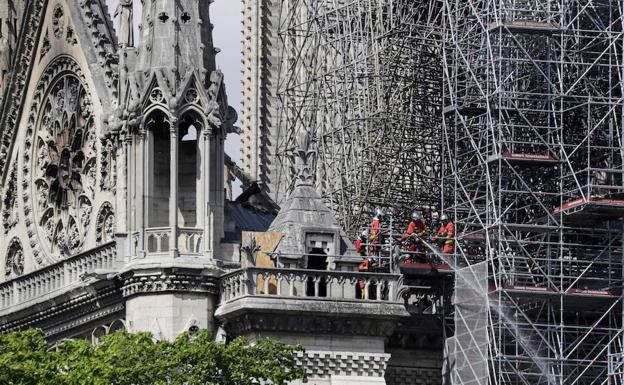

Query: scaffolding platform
left=498, top=152, right=559, bottom=165
left=488, top=21, right=560, bottom=34
left=553, top=196, right=624, bottom=221
left=401, top=262, right=454, bottom=276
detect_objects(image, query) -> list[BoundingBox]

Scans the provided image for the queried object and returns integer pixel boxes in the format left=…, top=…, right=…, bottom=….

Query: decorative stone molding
left=100, top=138, right=117, bottom=190
left=2, top=162, right=18, bottom=233
left=121, top=273, right=219, bottom=298
left=0, top=0, right=46, bottom=178
left=223, top=312, right=397, bottom=338
left=52, top=4, right=65, bottom=39
left=296, top=350, right=390, bottom=378
left=0, top=0, right=119, bottom=181
left=384, top=366, right=442, bottom=385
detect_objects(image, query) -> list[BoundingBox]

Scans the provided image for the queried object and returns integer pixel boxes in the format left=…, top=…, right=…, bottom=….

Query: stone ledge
left=216, top=296, right=409, bottom=337
left=216, top=295, right=410, bottom=319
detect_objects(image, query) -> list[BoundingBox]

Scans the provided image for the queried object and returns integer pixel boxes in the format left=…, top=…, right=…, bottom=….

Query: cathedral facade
left=0, top=1, right=443, bottom=384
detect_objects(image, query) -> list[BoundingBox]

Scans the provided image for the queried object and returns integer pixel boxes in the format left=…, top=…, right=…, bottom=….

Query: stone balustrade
left=145, top=227, right=203, bottom=255
left=178, top=227, right=203, bottom=254
left=0, top=242, right=117, bottom=311
left=146, top=227, right=171, bottom=254
left=220, top=267, right=401, bottom=304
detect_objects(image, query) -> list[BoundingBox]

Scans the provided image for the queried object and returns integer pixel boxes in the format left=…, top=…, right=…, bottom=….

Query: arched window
left=146, top=110, right=170, bottom=227
left=177, top=113, right=201, bottom=228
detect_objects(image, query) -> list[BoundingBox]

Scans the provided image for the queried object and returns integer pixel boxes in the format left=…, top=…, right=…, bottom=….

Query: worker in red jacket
left=354, top=230, right=368, bottom=256
left=434, top=214, right=455, bottom=254
left=369, top=208, right=384, bottom=259
left=401, top=211, right=429, bottom=262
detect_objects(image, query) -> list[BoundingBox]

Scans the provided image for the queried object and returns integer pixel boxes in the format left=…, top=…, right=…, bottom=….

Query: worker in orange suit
left=401, top=211, right=428, bottom=262
left=434, top=214, right=455, bottom=254
left=354, top=230, right=368, bottom=256
left=369, top=208, right=384, bottom=260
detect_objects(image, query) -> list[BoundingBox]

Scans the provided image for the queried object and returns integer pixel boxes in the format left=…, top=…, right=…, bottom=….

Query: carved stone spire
left=295, top=128, right=317, bottom=185
left=136, top=0, right=217, bottom=91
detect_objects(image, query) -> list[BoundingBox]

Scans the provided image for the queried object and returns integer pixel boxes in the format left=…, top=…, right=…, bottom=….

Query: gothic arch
left=5, top=237, right=24, bottom=279
left=96, top=202, right=115, bottom=244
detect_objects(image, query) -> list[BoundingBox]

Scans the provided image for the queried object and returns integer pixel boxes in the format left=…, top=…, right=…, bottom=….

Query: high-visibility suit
left=435, top=221, right=455, bottom=254
left=358, top=258, right=371, bottom=298
left=401, top=219, right=429, bottom=262
left=405, top=220, right=428, bottom=238
left=370, top=218, right=381, bottom=240
left=369, top=217, right=382, bottom=256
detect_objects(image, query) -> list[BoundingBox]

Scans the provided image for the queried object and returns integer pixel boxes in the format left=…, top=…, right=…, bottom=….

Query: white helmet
left=375, top=208, right=385, bottom=217
left=361, top=229, right=368, bottom=238
left=411, top=211, right=422, bottom=221
left=440, top=214, right=449, bottom=221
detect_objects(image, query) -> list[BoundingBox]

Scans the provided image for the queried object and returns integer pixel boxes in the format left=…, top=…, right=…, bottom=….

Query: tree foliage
left=0, top=328, right=307, bottom=385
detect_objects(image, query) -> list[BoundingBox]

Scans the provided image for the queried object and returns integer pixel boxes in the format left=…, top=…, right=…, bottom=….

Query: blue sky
left=104, top=1, right=243, bottom=193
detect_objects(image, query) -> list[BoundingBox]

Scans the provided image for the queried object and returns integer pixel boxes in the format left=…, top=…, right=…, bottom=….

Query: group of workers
left=354, top=209, right=454, bottom=298
left=355, top=208, right=455, bottom=266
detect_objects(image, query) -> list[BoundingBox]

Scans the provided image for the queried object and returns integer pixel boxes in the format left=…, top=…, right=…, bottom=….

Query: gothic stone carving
left=2, top=163, right=18, bottom=233
left=114, top=0, right=134, bottom=48
left=223, top=313, right=398, bottom=338
left=5, top=238, right=25, bottom=279
left=52, top=4, right=65, bottom=39
left=96, top=202, right=115, bottom=244
left=100, top=138, right=116, bottom=191
left=122, top=273, right=219, bottom=298
left=296, top=350, right=389, bottom=379
left=40, top=31, right=51, bottom=61
left=22, top=57, right=95, bottom=266
left=1, top=0, right=118, bottom=182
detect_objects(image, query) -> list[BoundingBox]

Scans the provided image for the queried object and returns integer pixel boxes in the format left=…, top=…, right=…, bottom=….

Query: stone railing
left=145, top=227, right=171, bottom=254
left=220, top=267, right=401, bottom=304
left=0, top=242, right=117, bottom=311
left=178, top=228, right=203, bottom=254
left=145, top=227, right=203, bottom=255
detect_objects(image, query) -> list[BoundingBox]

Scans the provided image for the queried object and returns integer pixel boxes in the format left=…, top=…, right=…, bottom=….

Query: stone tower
left=114, top=0, right=236, bottom=340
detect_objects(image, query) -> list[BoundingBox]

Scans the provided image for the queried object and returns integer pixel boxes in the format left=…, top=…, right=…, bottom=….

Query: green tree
left=0, top=329, right=307, bottom=385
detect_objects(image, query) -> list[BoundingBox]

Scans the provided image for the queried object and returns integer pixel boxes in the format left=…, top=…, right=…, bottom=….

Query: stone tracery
left=23, top=58, right=96, bottom=264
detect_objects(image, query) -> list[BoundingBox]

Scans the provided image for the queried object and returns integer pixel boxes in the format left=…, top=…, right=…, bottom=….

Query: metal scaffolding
left=443, top=0, right=624, bottom=384
left=272, top=0, right=624, bottom=383
left=274, top=0, right=444, bottom=234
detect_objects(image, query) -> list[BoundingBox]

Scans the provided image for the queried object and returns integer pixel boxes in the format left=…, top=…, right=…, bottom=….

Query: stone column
left=136, top=128, right=147, bottom=258
left=203, top=128, right=213, bottom=260
left=169, top=119, right=179, bottom=257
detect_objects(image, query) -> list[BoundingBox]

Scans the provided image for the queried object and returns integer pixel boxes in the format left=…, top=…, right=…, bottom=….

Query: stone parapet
left=0, top=242, right=117, bottom=313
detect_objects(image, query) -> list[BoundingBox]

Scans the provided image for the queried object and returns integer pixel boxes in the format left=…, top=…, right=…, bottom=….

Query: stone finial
left=295, top=128, right=317, bottom=185
left=241, top=233, right=261, bottom=266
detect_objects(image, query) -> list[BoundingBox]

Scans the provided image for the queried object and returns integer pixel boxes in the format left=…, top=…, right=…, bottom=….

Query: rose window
left=32, top=74, right=95, bottom=258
